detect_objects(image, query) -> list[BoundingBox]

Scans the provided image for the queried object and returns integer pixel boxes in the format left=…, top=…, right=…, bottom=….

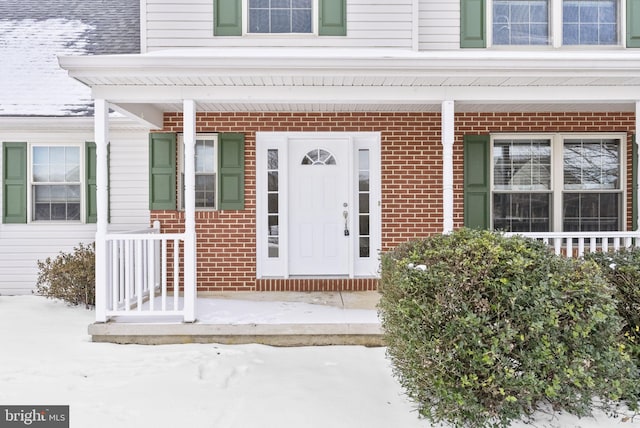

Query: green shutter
left=319, top=0, right=346, bottom=36
left=2, top=142, right=27, bottom=224
left=628, top=0, right=640, bottom=47
left=149, top=133, right=177, bottom=210
left=463, top=135, right=490, bottom=229
left=633, top=134, right=638, bottom=230
left=85, top=142, right=110, bottom=224
left=86, top=142, right=97, bottom=223
left=460, top=0, right=486, bottom=48
left=214, top=0, right=242, bottom=36
left=218, top=133, right=245, bottom=210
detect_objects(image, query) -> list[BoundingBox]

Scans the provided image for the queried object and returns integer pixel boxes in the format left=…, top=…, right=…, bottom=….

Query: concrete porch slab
left=89, top=291, right=384, bottom=346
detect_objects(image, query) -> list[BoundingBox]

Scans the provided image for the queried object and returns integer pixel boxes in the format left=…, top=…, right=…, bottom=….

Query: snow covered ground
left=1, top=295, right=639, bottom=428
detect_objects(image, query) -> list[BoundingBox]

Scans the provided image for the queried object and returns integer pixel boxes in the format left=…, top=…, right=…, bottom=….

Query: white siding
left=0, top=127, right=149, bottom=295
left=144, top=0, right=413, bottom=50
left=419, top=0, right=459, bottom=50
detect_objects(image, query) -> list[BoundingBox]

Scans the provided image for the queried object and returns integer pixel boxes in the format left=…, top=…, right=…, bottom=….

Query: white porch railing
left=504, top=231, right=640, bottom=258
left=104, top=221, right=188, bottom=319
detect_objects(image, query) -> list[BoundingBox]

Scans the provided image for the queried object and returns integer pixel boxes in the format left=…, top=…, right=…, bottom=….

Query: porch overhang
left=59, top=47, right=640, bottom=125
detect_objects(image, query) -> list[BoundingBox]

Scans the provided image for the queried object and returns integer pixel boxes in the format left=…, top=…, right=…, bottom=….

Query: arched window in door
left=301, top=149, right=336, bottom=165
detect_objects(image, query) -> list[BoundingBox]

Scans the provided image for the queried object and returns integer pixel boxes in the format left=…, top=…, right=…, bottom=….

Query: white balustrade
left=504, top=231, right=640, bottom=258
left=103, top=221, right=188, bottom=319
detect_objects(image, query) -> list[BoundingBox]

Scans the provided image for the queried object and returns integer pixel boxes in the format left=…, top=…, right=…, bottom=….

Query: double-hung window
left=477, top=0, right=625, bottom=46
left=214, top=0, right=346, bottom=36
left=179, top=135, right=217, bottom=210
left=562, top=0, right=618, bottom=44
left=249, top=0, right=313, bottom=33
left=492, top=134, right=624, bottom=232
left=31, top=145, right=81, bottom=221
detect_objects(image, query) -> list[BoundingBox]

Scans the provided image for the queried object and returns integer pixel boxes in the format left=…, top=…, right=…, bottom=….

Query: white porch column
left=94, top=99, right=109, bottom=322
left=442, top=100, right=455, bottom=233
left=183, top=99, right=197, bottom=322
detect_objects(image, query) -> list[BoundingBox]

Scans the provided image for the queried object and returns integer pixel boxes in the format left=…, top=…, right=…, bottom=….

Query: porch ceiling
left=58, top=48, right=640, bottom=125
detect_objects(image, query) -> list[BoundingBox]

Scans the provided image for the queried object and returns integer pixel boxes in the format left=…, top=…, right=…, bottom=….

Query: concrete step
left=89, top=291, right=384, bottom=346
left=89, top=322, right=384, bottom=346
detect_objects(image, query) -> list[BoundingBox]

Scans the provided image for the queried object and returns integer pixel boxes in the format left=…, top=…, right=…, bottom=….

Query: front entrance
left=288, top=138, right=350, bottom=275
left=256, top=132, right=381, bottom=279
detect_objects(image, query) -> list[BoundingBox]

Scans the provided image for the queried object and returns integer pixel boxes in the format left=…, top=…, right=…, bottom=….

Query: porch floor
left=88, top=291, right=384, bottom=346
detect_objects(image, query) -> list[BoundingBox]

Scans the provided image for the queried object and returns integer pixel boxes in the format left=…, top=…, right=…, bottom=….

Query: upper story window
left=562, top=0, right=618, bottom=45
left=214, top=0, right=346, bottom=37
left=493, top=0, right=550, bottom=45
left=249, top=0, right=313, bottom=33
left=480, top=0, right=624, bottom=47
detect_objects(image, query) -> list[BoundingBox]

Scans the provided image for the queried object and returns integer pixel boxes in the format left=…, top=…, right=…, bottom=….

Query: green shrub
left=586, top=249, right=640, bottom=365
left=36, top=242, right=95, bottom=308
left=379, top=229, right=639, bottom=428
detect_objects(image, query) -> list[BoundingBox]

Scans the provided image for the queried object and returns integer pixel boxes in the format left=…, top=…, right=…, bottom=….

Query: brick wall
left=154, top=111, right=635, bottom=292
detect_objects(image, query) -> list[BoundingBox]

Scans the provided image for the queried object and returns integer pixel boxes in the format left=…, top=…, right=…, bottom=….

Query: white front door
left=256, top=132, right=381, bottom=279
left=288, top=138, right=350, bottom=275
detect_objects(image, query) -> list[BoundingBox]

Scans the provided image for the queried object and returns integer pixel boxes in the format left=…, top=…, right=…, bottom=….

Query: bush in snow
left=586, top=249, right=640, bottom=367
left=36, top=242, right=95, bottom=308
left=378, top=228, right=639, bottom=428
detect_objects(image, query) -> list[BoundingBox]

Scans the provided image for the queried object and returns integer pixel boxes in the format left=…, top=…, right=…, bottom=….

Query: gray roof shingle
left=0, top=0, right=140, bottom=117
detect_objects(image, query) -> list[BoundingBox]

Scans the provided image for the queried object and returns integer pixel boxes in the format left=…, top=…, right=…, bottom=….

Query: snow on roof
left=0, top=0, right=139, bottom=117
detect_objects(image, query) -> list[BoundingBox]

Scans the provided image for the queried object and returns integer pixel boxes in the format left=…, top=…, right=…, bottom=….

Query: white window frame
left=490, top=132, right=627, bottom=232
left=28, top=142, right=85, bottom=223
left=487, top=0, right=626, bottom=48
left=178, top=134, right=218, bottom=211
left=242, top=0, right=319, bottom=36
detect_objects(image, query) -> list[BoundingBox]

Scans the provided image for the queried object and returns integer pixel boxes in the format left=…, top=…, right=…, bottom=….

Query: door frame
left=256, top=132, right=381, bottom=279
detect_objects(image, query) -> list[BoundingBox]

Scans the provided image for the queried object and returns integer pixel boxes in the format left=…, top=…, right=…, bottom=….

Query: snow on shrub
left=378, top=229, right=639, bottom=428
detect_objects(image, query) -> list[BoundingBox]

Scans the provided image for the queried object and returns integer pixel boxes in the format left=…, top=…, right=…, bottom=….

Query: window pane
left=267, top=149, right=279, bottom=170
left=359, top=193, right=369, bottom=214
left=493, top=193, right=550, bottom=232
left=268, top=193, right=279, bottom=213
left=292, top=9, right=312, bottom=32
left=562, top=0, right=618, bottom=45
left=268, top=171, right=279, bottom=192
left=359, top=173, right=370, bottom=192
left=268, top=215, right=279, bottom=235
left=493, top=139, right=551, bottom=191
left=359, top=237, right=370, bottom=258
left=271, top=9, right=291, bottom=33
left=359, top=215, right=370, bottom=236
left=563, top=139, right=619, bottom=190
left=195, top=140, right=215, bottom=173
left=33, top=184, right=80, bottom=221
left=195, top=174, right=215, bottom=208
left=563, top=193, right=620, bottom=231
left=493, top=0, right=549, bottom=45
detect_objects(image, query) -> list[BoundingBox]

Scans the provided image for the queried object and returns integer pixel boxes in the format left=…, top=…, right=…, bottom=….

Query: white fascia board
left=94, top=84, right=640, bottom=105
left=59, top=49, right=640, bottom=78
